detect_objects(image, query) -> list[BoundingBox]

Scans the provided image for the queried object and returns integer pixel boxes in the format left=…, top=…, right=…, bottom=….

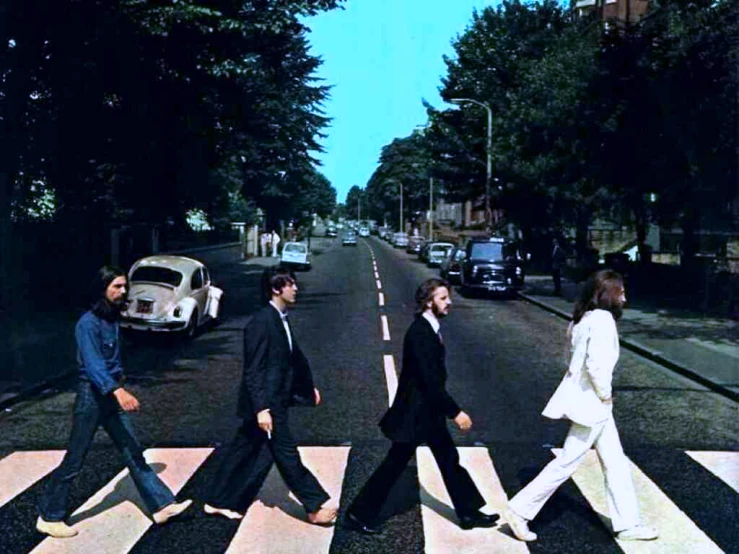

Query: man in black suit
left=346, top=278, right=499, bottom=533
left=204, top=266, right=336, bottom=525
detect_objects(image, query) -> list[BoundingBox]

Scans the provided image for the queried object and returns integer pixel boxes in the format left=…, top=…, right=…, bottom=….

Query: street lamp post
left=399, top=181, right=403, bottom=233
left=429, top=177, right=433, bottom=241
left=450, top=97, right=492, bottom=232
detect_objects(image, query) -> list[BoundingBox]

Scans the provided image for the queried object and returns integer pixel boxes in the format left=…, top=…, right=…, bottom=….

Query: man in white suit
left=504, top=270, right=658, bottom=543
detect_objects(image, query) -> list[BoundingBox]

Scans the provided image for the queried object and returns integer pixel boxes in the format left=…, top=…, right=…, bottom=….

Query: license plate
left=136, top=300, right=153, bottom=314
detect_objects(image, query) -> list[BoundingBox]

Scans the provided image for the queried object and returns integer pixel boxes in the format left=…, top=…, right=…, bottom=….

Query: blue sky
left=303, top=0, right=498, bottom=203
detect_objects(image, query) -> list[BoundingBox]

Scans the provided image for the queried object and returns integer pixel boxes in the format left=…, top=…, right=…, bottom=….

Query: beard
left=92, top=298, right=125, bottom=322
left=431, top=302, right=448, bottom=318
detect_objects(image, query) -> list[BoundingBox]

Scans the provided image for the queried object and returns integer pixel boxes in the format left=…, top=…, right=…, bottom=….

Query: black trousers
left=207, top=410, right=329, bottom=514
left=349, top=427, right=485, bottom=525
left=552, top=268, right=562, bottom=294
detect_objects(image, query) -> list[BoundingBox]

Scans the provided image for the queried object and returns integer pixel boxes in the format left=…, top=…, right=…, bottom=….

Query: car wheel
left=184, top=309, right=198, bottom=340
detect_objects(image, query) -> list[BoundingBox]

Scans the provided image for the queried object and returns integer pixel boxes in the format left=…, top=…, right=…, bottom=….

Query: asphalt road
left=0, top=236, right=737, bottom=553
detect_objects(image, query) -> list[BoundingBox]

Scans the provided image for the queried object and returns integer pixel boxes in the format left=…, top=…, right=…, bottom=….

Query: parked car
left=426, top=242, right=455, bottom=267
left=280, top=241, right=312, bottom=270
left=325, top=224, right=337, bottom=237
left=439, top=245, right=466, bottom=284
left=392, top=232, right=409, bottom=248
left=120, top=255, right=223, bottom=338
left=377, top=227, right=390, bottom=240
left=459, top=237, right=525, bottom=296
left=358, top=225, right=370, bottom=237
left=342, top=230, right=358, bottom=246
left=406, top=235, right=426, bottom=255
left=418, top=241, right=431, bottom=263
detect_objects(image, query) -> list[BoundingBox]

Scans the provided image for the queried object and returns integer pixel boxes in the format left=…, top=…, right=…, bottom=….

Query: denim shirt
left=75, top=311, right=123, bottom=395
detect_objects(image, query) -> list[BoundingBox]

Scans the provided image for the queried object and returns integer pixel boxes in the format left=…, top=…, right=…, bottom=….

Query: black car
left=439, top=245, right=466, bottom=285
left=459, top=237, right=524, bottom=296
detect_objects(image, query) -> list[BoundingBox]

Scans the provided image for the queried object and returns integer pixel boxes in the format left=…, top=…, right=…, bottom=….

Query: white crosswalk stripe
left=560, top=449, right=725, bottom=554
left=686, top=451, right=739, bottom=493
left=225, top=447, right=349, bottom=554
left=417, top=446, right=529, bottom=553
left=0, top=447, right=735, bottom=553
left=0, top=451, right=65, bottom=509
left=30, top=448, right=212, bottom=554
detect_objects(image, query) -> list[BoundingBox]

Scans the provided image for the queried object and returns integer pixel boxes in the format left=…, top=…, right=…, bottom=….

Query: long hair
left=415, top=277, right=451, bottom=315
left=260, top=266, right=296, bottom=304
left=90, top=265, right=127, bottom=321
left=572, top=269, right=624, bottom=324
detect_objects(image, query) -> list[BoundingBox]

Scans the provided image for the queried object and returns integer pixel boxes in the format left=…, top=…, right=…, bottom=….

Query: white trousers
left=508, top=414, right=640, bottom=532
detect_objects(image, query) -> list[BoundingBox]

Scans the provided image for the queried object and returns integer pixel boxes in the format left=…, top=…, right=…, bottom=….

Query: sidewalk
left=519, top=275, right=739, bottom=402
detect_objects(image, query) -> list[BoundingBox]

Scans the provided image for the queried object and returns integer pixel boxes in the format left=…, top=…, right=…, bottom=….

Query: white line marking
left=561, top=449, right=723, bottom=554
left=383, top=355, right=398, bottom=406
left=686, top=451, right=739, bottom=493
left=32, top=448, right=212, bottom=554
left=381, top=315, right=390, bottom=341
left=226, top=447, right=349, bottom=554
left=0, top=451, right=65, bottom=508
left=418, top=447, right=529, bottom=553
left=376, top=279, right=382, bottom=290
left=378, top=292, right=385, bottom=306
left=374, top=271, right=380, bottom=279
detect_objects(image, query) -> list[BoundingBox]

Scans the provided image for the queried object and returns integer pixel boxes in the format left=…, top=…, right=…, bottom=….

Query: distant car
left=325, top=225, right=337, bottom=237
left=342, top=231, right=358, bottom=246
left=459, top=237, right=525, bottom=296
left=121, top=255, right=223, bottom=338
left=426, top=242, right=454, bottom=267
left=418, top=241, right=431, bottom=263
left=406, top=236, right=426, bottom=255
left=392, top=232, right=409, bottom=248
left=439, top=245, right=466, bottom=284
left=280, top=241, right=312, bottom=270
left=378, top=227, right=391, bottom=240
left=358, top=226, right=370, bottom=237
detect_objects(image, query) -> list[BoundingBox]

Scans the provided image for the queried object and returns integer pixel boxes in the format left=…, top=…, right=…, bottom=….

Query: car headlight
left=173, top=306, right=183, bottom=318
left=516, top=266, right=522, bottom=275
left=472, top=265, right=478, bottom=274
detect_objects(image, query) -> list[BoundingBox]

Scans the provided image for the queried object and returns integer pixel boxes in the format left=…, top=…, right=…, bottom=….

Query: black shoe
left=345, top=512, right=382, bottom=535
left=458, top=511, right=500, bottom=530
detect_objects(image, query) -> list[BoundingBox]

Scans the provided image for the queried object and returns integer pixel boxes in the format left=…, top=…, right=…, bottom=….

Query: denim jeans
left=39, top=381, right=175, bottom=521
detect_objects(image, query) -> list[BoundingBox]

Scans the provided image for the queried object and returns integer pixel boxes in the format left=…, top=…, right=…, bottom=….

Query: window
left=468, top=242, right=516, bottom=261
left=202, top=266, right=211, bottom=286
left=191, top=268, right=203, bottom=290
left=130, top=267, right=183, bottom=287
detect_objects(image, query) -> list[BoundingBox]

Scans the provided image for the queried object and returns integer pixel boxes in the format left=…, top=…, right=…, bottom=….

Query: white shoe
left=617, top=525, right=659, bottom=541
left=153, top=499, right=193, bottom=524
left=36, top=516, right=78, bottom=538
left=504, top=507, right=537, bottom=541
left=204, top=503, right=244, bottom=520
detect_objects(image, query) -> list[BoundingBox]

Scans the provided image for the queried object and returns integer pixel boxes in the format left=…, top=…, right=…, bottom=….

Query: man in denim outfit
left=37, top=266, right=191, bottom=538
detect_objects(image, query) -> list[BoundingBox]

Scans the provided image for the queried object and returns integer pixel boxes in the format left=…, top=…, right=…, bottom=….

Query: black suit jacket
left=237, top=305, right=316, bottom=419
left=379, top=316, right=461, bottom=443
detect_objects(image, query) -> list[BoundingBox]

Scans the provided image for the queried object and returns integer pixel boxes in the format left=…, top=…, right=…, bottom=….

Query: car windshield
left=130, top=266, right=183, bottom=286
left=284, top=243, right=306, bottom=253
left=469, top=242, right=516, bottom=261
left=431, top=245, right=452, bottom=253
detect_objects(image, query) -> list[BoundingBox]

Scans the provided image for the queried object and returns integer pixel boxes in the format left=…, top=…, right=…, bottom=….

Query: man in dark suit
left=204, top=266, right=336, bottom=525
left=346, top=278, right=499, bottom=533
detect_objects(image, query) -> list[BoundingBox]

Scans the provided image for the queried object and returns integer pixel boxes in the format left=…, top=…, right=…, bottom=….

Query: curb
left=0, top=371, right=76, bottom=412
left=518, top=292, right=739, bottom=403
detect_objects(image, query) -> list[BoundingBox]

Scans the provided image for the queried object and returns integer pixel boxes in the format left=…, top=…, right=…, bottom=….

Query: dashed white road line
left=381, top=315, right=391, bottom=341
left=376, top=279, right=382, bottom=290
left=378, top=292, right=385, bottom=306
left=374, top=271, right=380, bottom=279
left=383, top=355, right=398, bottom=406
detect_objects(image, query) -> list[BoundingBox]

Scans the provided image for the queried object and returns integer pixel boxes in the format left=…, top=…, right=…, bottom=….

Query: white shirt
left=542, top=309, right=618, bottom=426
left=269, top=301, right=292, bottom=352
left=422, top=311, right=441, bottom=335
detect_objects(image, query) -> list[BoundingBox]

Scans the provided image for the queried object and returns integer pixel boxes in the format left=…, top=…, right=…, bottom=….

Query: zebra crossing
left=0, top=446, right=736, bottom=553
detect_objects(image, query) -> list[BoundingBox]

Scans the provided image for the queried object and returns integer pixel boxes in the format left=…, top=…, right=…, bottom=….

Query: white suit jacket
left=542, top=309, right=618, bottom=426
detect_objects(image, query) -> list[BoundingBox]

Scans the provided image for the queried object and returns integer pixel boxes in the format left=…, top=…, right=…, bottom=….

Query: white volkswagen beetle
left=120, top=255, right=223, bottom=338
left=280, top=241, right=312, bottom=271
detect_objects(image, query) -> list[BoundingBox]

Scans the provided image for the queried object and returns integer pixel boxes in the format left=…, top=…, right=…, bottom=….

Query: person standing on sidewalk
left=504, top=270, right=658, bottom=543
left=551, top=238, right=567, bottom=296
left=37, top=266, right=191, bottom=538
left=271, top=229, right=281, bottom=258
left=203, top=266, right=336, bottom=526
left=345, top=278, right=499, bottom=534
